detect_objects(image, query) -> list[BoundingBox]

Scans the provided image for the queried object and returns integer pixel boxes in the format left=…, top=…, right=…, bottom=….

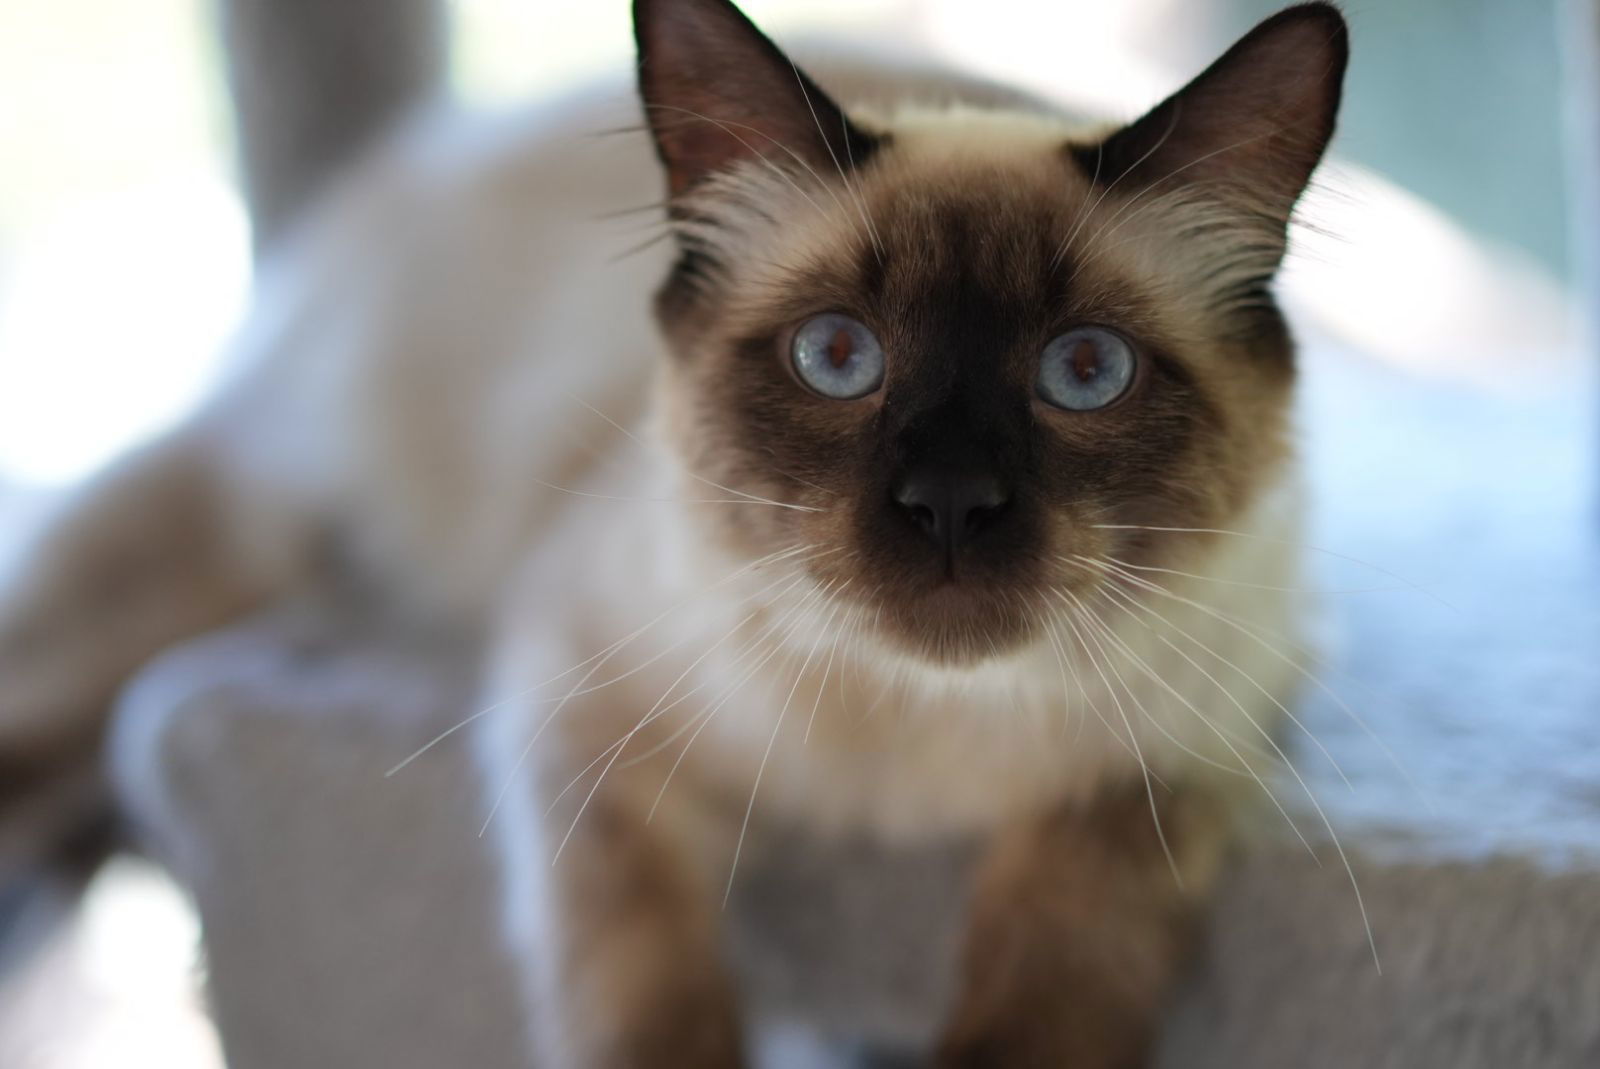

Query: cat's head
left=635, top=0, right=1346, bottom=665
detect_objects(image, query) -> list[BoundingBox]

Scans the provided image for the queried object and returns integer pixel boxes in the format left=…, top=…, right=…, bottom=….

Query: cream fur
left=0, top=61, right=1313, bottom=1060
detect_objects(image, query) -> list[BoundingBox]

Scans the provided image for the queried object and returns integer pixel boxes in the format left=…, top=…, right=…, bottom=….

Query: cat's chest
left=677, top=651, right=1138, bottom=840
left=654, top=600, right=1295, bottom=842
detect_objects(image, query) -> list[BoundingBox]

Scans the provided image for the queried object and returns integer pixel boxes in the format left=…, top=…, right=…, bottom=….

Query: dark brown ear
left=633, top=0, right=879, bottom=197
left=1073, top=3, right=1348, bottom=224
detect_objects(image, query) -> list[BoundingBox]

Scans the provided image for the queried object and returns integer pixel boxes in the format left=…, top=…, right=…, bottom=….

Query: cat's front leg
left=934, top=787, right=1227, bottom=1069
left=529, top=770, right=745, bottom=1069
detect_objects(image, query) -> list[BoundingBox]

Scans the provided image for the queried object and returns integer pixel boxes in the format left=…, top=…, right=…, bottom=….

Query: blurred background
left=0, top=0, right=1594, bottom=1065
left=0, top=0, right=1589, bottom=493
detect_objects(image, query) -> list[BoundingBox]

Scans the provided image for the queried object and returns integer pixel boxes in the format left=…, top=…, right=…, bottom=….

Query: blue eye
left=1036, top=327, right=1137, bottom=411
left=790, top=314, right=885, bottom=400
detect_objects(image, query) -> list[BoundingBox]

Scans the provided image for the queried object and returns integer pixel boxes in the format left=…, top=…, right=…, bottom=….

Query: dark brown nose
left=892, top=467, right=1010, bottom=560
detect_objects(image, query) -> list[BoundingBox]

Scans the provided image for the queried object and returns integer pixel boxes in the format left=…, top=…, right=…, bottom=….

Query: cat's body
left=0, top=2, right=1347, bottom=1065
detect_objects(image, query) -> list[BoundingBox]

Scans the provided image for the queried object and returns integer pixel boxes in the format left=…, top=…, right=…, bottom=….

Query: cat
left=0, top=0, right=1348, bottom=1064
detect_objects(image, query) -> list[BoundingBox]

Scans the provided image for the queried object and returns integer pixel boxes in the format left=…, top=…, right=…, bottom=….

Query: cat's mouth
left=867, top=578, right=1039, bottom=666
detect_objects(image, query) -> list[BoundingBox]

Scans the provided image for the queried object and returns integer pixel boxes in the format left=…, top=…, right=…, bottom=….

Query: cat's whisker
left=1067, top=587, right=1315, bottom=852
left=647, top=579, right=834, bottom=825
left=544, top=567, right=839, bottom=817
left=1204, top=601, right=1430, bottom=810
left=593, top=198, right=671, bottom=222
left=643, top=104, right=837, bottom=238
left=837, top=104, right=884, bottom=260
left=1048, top=139, right=1104, bottom=272
left=1037, top=607, right=1094, bottom=746
left=1066, top=590, right=1265, bottom=782
left=532, top=548, right=832, bottom=713
left=1087, top=584, right=1316, bottom=853
left=1047, top=600, right=1166, bottom=796
left=1051, top=100, right=1185, bottom=270
left=803, top=594, right=852, bottom=745
left=479, top=548, right=836, bottom=835
left=1063, top=117, right=1305, bottom=286
left=623, top=554, right=861, bottom=774
left=841, top=586, right=877, bottom=710
left=387, top=542, right=817, bottom=778
left=1031, top=606, right=1077, bottom=740
left=1052, top=595, right=1183, bottom=889
left=557, top=570, right=836, bottom=849
left=585, top=120, right=652, bottom=140
left=760, top=449, right=839, bottom=498
left=529, top=476, right=819, bottom=510
left=725, top=579, right=850, bottom=906
left=1103, top=554, right=1406, bottom=595
left=493, top=564, right=815, bottom=839
left=1065, top=561, right=1381, bottom=971
left=1044, top=604, right=1162, bottom=781
left=1070, top=555, right=1354, bottom=792
left=608, top=229, right=674, bottom=264
left=614, top=575, right=837, bottom=774
left=786, top=60, right=884, bottom=263
left=1091, top=523, right=1455, bottom=611
left=1096, top=555, right=1426, bottom=812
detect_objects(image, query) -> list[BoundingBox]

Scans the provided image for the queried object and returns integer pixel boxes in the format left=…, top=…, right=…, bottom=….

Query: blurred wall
left=1202, top=0, right=1570, bottom=281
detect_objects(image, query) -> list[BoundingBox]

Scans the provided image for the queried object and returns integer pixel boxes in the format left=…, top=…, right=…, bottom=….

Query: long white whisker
left=803, top=595, right=851, bottom=745
left=787, top=61, right=883, bottom=262
left=1066, top=590, right=1264, bottom=781
left=388, top=543, right=816, bottom=777
left=1104, top=555, right=1404, bottom=595
left=1032, top=606, right=1085, bottom=743
left=1077, top=583, right=1316, bottom=855
left=1201, top=598, right=1429, bottom=810
left=1076, top=555, right=1352, bottom=790
left=1064, top=117, right=1298, bottom=281
left=725, top=580, right=848, bottom=906
left=478, top=549, right=833, bottom=835
left=1054, top=597, right=1182, bottom=888
left=1091, top=524, right=1455, bottom=611
left=1052, top=100, right=1184, bottom=269
left=540, top=567, right=837, bottom=820
left=528, top=476, right=822, bottom=509
left=645, top=103, right=832, bottom=222
left=543, top=570, right=828, bottom=856
left=1068, top=562, right=1380, bottom=971
left=647, top=580, right=832, bottom=823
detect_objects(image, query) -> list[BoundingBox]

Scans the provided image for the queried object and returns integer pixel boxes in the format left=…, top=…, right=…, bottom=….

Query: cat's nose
left=892, top=468, right=1010, bottom=558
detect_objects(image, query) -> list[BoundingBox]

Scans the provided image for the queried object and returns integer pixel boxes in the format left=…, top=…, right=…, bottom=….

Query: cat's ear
left=1073, top=3, right=1348, bottom=224
left=633, top=0, right=878, bottom=197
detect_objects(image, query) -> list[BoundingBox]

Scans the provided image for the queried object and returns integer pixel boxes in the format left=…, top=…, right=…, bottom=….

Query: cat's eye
left=790, top=314, right=885, bottom=400
left=1036, top=327, right=1137, bottom=411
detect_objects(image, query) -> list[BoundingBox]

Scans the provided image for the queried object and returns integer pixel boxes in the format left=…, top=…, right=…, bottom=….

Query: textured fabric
left=110, top=615, right=1600, bottom=1069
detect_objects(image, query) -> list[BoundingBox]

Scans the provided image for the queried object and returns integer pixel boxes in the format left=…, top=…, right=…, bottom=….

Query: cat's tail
left=0, top=429, right=278, bottom=894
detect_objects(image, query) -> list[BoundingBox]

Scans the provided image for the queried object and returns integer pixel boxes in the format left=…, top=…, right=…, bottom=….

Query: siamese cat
left=0, top=0, right=1348, bottom=1064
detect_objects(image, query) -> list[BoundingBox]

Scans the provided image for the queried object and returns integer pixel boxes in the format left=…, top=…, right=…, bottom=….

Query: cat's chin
left=868, top=584, right=1039, bottom=668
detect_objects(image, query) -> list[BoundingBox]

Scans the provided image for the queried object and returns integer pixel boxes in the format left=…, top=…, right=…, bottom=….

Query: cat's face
left=636, top=0, right=1346, bottom=665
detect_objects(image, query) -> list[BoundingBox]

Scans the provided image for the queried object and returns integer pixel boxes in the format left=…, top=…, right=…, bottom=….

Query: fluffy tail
left=0, top=431, right=274, bottom=888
